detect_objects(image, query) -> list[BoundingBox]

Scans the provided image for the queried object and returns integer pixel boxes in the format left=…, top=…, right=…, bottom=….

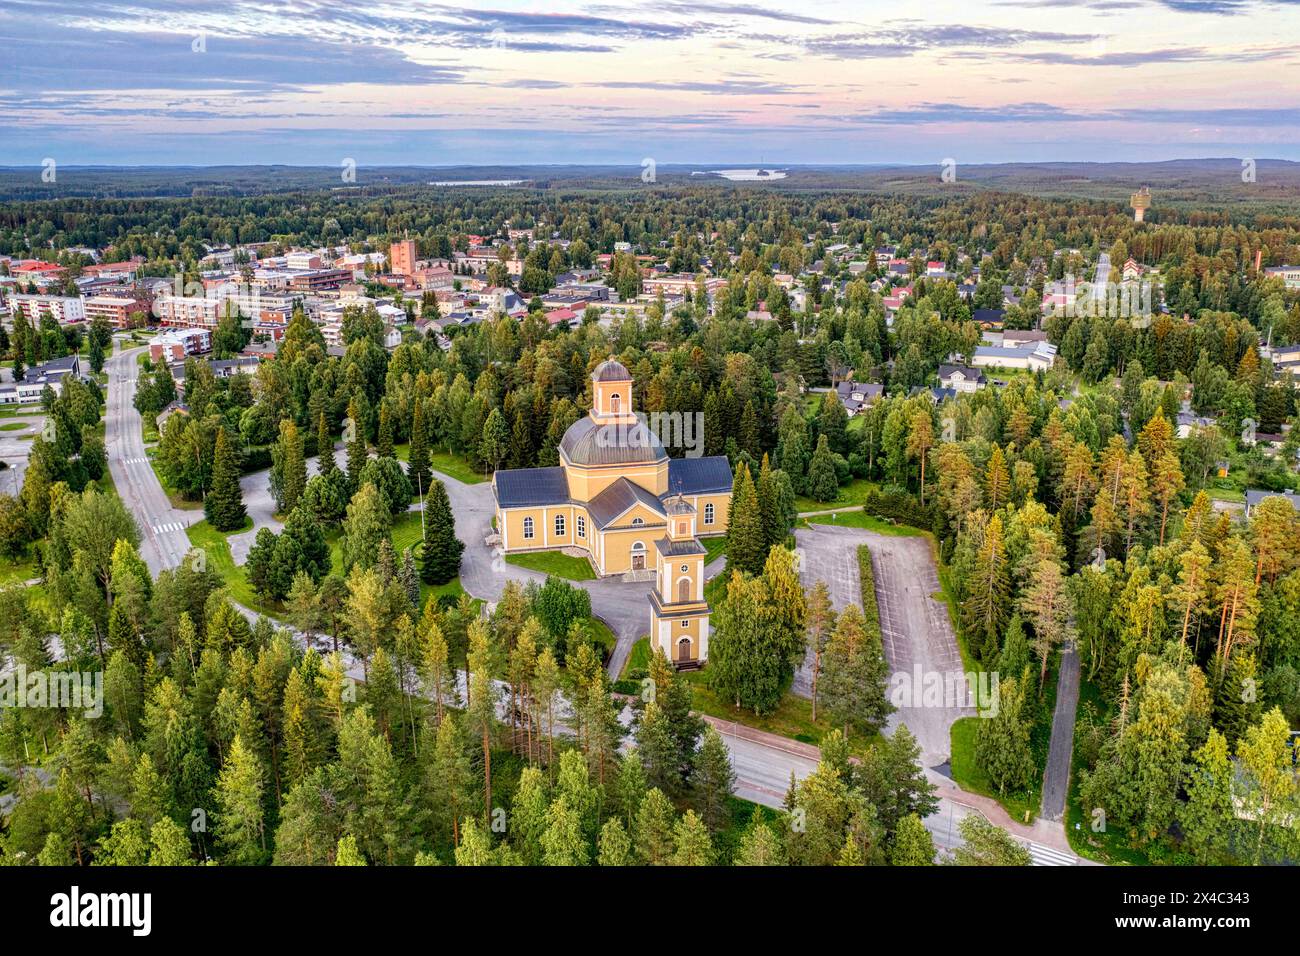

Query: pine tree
left=148, top=819, right=193, bottom=866
left=734, top=820, right=787, bottom=865
left=420, top=478, right=464, bottom=584
left=634, top=787, right=677, bottom=865
left=214, top=733, right=266, bottom=865
left=691, top=726, right=736, bottom=831
left=726, top=463, right=766, bottom=576
left=597, top=818, right=632, bottom=866
left=1177, top=728, right=1234, bottom=864
left=205, top=428, right=247, bottom=531
left=541, top=797, right=589, bottom=866
left=670, top=810, right=713, bottom=865
left=890, top=813, right=935, bottom=865
left=635, top=701, right=682, bottom=797
left=334, top=835, right=367, bottom=866
left=819, top=603, right=892, bottom=739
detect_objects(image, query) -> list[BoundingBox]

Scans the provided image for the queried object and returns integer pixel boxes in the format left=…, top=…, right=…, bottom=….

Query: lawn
left=949, top=717, right=1041, bottom=824
left=0, top=552, right=37, bottom=587
left=701, top=534, right=727, bottom=564
left=326, top=510, right=469, bottom=609
left=429, top=450, right=487, bottom=485
left=0, top=406, right=44, bottom=419
left=802, top=509, right=926, bottom=536
left=619, top=636, right=652, bottom=681
left=794, top=477, right=879, bottom=515
left=682, top=670, right=879, bottom=754
left=186, top=518, right=275, bottom=614
left=504, top=549, right=595, bottom=581
left=148, top=456, right=203, bottom=510
left=0, top=421, right=31, bottom=432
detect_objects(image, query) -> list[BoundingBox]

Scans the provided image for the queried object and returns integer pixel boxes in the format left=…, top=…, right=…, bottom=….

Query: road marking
left=1026, top=842, right=1077, bottom=866
left=152, top=521, right=185, bottom=534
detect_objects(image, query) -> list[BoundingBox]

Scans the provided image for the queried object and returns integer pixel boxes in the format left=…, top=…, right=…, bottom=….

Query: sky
left=1, top=0, right=1298, bottom=166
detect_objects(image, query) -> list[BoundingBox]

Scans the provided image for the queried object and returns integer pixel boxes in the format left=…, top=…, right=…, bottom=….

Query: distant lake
left=429, top=179, right=526, bottom=186
left=693, top=169, right=788, bottom=181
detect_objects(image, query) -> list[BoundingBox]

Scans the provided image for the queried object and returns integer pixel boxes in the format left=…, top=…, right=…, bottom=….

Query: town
left=0, top=169, right=1296, bottom=876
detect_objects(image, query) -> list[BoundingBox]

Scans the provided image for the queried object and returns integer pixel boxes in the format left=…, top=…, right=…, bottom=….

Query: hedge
left=861, top=487, right=939, bottom=533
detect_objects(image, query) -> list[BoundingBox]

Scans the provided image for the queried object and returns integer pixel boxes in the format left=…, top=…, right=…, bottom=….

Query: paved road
left=1040, top=640, right=1080, bottom=821
left=794, top=523, right=971, bottom=770
left=105, top=345, right=197, bottom=575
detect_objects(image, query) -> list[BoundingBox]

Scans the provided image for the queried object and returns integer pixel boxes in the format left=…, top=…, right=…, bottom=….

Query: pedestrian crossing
left=123, top=456, right=148, bottom=465
left=152, top=521, right=186, bottom=534
left=1026, top=841, right=1078, bottom=866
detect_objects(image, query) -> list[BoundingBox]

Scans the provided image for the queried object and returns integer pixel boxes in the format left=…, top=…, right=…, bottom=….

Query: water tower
left=1130, top=186, right=1151, bottom=223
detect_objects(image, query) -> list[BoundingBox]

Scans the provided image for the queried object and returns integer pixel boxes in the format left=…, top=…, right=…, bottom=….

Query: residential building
left=150, top=328, right=211, bottom=363
left=937, top=364, right=986, bottom=393
left=9, top=294, right=86, bottom=325
left=834, top=381, right=883, bottom=416
left=84, top=294, right=150, bottom=328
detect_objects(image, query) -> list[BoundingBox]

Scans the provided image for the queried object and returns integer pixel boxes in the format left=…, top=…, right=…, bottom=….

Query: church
left=492, top=358, right=732, bottom=667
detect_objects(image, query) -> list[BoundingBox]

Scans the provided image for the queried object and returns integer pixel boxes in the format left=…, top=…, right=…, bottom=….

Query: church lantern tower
left=648, top=493, right=710, bottom=668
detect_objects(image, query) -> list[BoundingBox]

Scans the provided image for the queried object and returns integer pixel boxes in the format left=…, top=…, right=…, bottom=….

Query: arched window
left=610, top=392, right=621, bottom=415
left=555, top=514, right=566, bottom=537
left=703, top=503, right=714, bottom=525
left=523, top=516, right=534, bottom=539
left=576, top=515, right=586, bottom=538
left=631, top=516, right=644, bottom=526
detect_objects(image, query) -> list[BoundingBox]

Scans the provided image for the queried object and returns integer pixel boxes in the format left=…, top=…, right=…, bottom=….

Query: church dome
left=559, top=415, right=667, bottom=467
left=591, top=358, right=632, bottom=382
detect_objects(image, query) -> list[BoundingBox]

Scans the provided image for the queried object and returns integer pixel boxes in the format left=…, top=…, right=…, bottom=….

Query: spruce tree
left=317, top=411, right=337, bottom=477
left=346, top=398, right=368, bottom=493
left=407, top=399, right=430, bottom=495
left=726, top=463, right=765, bottom=577
left=205, top=428, right=246, bottom=531
left=420, top=478, right=464, bottom=585
left=376, top=403, right=395, bottom=459
left=807, top=433, right=839, bottom=503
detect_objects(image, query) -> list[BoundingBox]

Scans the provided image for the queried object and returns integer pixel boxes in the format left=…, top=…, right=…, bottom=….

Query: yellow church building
left=492, top=358, right=732, bottom=666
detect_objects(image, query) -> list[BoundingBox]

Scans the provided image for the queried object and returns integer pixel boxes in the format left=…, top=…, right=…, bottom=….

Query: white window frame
left=576, top=515, right=586, bottom=538
left=555, top=514, right=565, bottom=537
left=703, top=503, right=714, bottom=524
left=523, top=516, right=534, bottom=540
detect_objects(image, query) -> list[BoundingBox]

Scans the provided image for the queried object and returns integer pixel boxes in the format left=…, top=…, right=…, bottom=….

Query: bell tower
left=648, top=494, right=710, bottom=668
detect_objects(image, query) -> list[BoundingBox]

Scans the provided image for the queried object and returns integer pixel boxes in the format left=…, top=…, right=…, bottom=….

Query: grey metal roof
left=588, top=478, right=666, bottom=529
left=655, top=538, right=705, bottom=557
left=1244, top=489, right=1300, bottom=509
left=591, top=358, right=631, bottom=382
left=494, top=466, right=569, bottom=508
left=559, top=414, right=667, bottom=467
left=667, top=456, right=732, bottom=495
